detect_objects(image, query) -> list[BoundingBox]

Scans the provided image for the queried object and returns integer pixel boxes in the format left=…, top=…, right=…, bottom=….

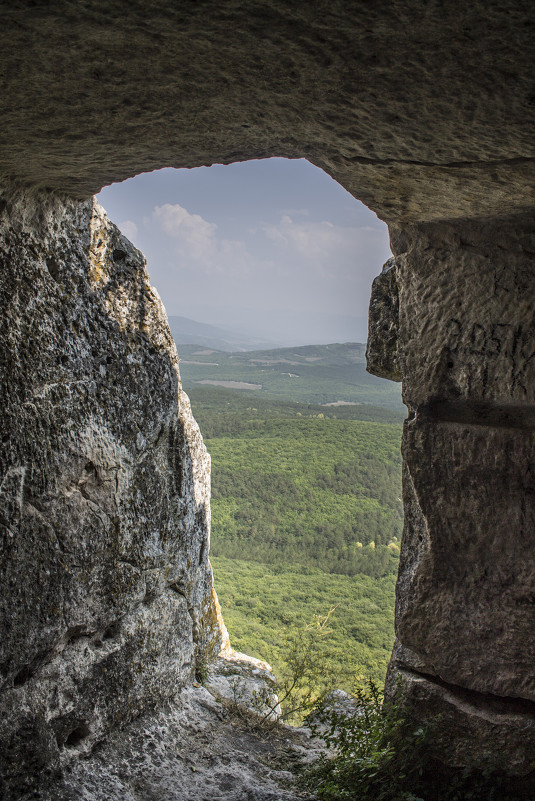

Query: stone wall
left=368, top=212, right=535, bottom=782
left=0, top=191, right=223, bottom=798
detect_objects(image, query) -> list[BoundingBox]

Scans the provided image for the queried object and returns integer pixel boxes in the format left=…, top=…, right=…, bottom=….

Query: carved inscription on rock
left=445, top=319, right=535, bottom=399
left=395, top=215, right=535, bottom=408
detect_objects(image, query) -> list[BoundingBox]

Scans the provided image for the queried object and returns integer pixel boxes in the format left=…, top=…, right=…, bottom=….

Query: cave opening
left=97, top=157, right=392, bottom=347
left=96, top=157, right=404, bottom=708
left=0, top=2, right=533, bottom=793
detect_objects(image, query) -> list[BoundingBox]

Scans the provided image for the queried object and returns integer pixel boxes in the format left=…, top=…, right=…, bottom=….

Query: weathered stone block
left=398, top=416, right=535, bottom=700
left=0, top=191, right=223, bottom=798
left=392, top=214, right=535, bottom=410
left=384, top=213, right=535, bottom=780
left=386, top=661, right=535, bottom=783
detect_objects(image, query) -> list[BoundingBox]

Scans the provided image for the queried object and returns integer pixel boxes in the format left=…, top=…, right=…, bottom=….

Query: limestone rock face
left=24, top=655, right=309, bottom=801
left=0, top=192, right=223, bottom=799
left=392, top=215, right=535, bottom=412
left=366, top=257, right=401, bottom=382
left=0, top=2, right=533, bottom=222
left=370, top=212, right=535, bottom=779
left=386, top=650, right=535, bottom=785
left=204, top=651, right=282, bottom=721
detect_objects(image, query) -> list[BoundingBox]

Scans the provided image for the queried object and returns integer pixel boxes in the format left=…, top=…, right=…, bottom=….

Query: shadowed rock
left=366, top=257, right=401, bottom=382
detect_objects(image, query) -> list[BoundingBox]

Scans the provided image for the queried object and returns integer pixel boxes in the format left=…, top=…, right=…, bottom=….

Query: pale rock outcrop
left=22, top=655, right=309, bottom=801
left=0, top=191, right=224, bottom=799
left=204, top=651, right=282, bottom=721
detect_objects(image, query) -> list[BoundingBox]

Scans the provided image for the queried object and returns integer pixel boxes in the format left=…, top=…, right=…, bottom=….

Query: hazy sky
left=97, top=158, right=392, bottom=346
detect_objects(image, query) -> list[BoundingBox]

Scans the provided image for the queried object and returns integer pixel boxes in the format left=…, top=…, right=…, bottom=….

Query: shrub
left=300, top=679, right=527, bottom=801
left=255, top=608, right=341, bottom=726
left=302, top=678, right=427, bottom=801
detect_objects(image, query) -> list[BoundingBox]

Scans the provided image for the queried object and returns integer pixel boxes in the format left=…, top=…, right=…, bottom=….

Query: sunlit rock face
left=0, top=192, right=223, bottom=798
left=369, top=213, right=535, bottom=784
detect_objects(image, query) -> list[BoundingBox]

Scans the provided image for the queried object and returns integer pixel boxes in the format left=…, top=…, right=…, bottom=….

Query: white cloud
left=152, top=204, right=218, bottom=263
left=150, top=203, right=254, bottom=277
left=261, top=215, right=386, bottom=280
left=118, top=220, right=139, bottom=244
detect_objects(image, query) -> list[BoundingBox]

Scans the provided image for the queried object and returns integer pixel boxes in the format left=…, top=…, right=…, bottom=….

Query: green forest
left=181, top=344, right=404, bottom=690
left=212, top=557, right=396, bottom=690
left=209, top=417, right=402, bottom=577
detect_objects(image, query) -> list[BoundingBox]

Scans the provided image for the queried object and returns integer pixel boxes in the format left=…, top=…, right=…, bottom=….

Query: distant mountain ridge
left=177, top=341, right=404, bottom=410
left=167, top=315, right=279, bottom=352
left=178, top=341, right=368, bottom=365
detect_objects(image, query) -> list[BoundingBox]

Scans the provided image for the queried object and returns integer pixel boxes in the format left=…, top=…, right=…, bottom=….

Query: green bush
left=301, top=680, right=526, bottom=801
left=302, top=679, right=428, bottom=801
left=260, top=609, right=341, bottom=725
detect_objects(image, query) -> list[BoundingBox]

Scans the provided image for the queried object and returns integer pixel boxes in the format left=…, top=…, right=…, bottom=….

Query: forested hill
left=181, top=343, right=405, bottom=689
left=178, top=342, right=404, bottom=409
left=208, top=415, right=402, bottom=578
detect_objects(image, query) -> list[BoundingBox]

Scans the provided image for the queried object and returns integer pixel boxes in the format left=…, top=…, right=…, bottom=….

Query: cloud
left=151, top=203, right=253, bottom=276
left=261, top=215, right=387, bottom=280
left=118, top=220, right=139, bottom=244
left=152, top=204, right=218, bottom=263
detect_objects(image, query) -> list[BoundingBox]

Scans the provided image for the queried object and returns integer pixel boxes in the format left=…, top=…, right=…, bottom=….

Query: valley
left=179, top=342, right=404, bottom=409
left=180, top=343, right=404, bottom=694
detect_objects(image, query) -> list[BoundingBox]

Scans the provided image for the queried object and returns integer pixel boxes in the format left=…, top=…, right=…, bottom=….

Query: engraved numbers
left=445, top=319, right=535, bottom=398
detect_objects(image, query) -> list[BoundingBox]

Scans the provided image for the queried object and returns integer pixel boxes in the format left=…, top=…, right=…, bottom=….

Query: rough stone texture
left=25, top=656, right=312, bottom=801
left=0, top=1, right=534, bottom=222
left=376, top=212, right=535, bottom=779
left=1, top=1, right=535, bottom=794
left=204, top=651, right=282, bottom=721
left=0, top=191, right=223, bottom=799
left=386, top=656, right=535, bottom=782
left=392, top=214, right=535, bottom=412
left=366, top=257, right=401, bottom=382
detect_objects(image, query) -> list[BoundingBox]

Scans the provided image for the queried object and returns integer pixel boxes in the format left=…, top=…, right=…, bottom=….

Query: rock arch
left=0, top=1, right=534, bottom=796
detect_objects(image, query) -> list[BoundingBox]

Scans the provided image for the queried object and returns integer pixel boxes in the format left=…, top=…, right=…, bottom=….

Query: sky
left=97, top=158, right=392, bottom=346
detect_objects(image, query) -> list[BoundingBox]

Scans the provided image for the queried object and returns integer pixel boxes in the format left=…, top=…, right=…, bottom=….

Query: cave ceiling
left=0, top=0, right=534, bottom=223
